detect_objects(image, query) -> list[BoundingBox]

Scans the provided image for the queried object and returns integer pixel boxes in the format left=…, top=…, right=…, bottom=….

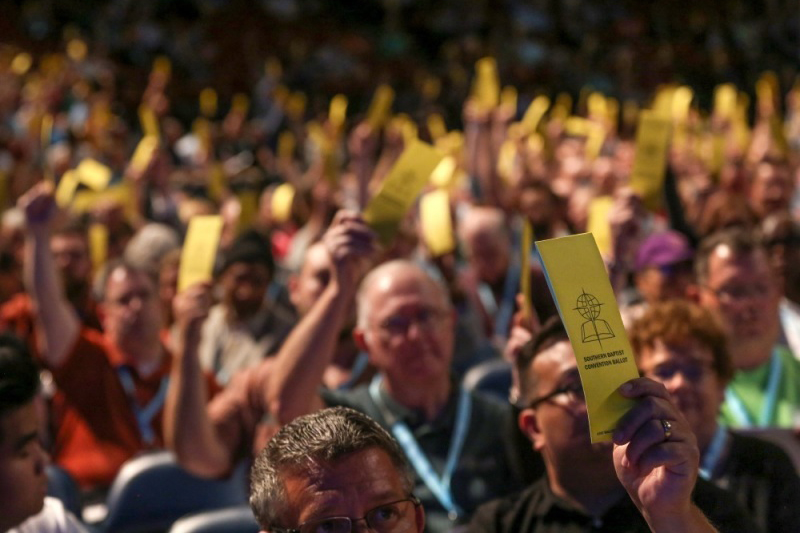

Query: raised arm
left=19, top=183, right=79, bottom=368
left=163, top=282, right=232, bottom=477
left=267, top=210, right=376, bottom=425
left=612, top=378, right=717, bottom=533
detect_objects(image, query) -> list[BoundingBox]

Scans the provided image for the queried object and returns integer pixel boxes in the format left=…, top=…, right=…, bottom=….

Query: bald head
left=458, top=207, right=511, bottom=284
left=356, top=260, right=451, bottom=329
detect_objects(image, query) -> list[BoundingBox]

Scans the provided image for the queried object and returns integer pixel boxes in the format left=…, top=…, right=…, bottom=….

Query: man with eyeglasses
left=695, top=227, right=800, bottom=428
left=631, top=300, right=800, bottom=533
left=468, top=317, right=757, bottom=533
left=268, top=221, right=524, bottom=532
left=760, top=213, right=800, bottom=359
left=249, top=407, right=425, bottom=533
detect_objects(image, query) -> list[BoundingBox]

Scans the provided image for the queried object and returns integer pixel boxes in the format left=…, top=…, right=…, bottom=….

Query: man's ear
left=353, top=327, right=369, bottom=352
left=287, top=273, right=299, bottom=307
left=518, top=408, right=543, bottom=450
left=414, top=501, right=426, bottom=532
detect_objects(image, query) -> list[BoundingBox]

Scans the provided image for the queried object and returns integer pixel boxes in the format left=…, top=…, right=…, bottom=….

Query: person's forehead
left=366, top=268, right=442, bottom=304
left=50, top=233, right=87, bottom=250
left=530, top=340, right=577, bottom=388
left=0, top=403, right=38, bottom=455
left=640, top=338, right=714, bottom=368
left=301, top=244, right=331, bottom=276
left=281, top=448, right=407, bottom=523
left=106, top=268, right=153, bottom=295
left=707, top=245, right=769, bottom=280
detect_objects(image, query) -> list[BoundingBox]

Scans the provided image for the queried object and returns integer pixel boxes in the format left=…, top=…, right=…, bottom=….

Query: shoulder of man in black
left=721, top=431, right=800, bottom=533
left=691, top=476, right=763, bottom=533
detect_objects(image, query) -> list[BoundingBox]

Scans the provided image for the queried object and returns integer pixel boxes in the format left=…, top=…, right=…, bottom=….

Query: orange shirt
left=44, top=328, right=219, bottom=491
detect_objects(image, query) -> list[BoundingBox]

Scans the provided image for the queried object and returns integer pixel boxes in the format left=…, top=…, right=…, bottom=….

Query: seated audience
left=631, top=300, right=800, bottom=532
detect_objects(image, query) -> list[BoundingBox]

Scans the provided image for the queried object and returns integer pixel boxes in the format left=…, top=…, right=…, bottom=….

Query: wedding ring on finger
left=661, top=419, right=673, bottom=441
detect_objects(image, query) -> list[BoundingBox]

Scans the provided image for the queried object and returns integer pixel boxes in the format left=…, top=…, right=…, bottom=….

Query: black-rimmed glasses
left=272, top=497, right=421, bottom=533
left=526, top=381, right=585, bottom=409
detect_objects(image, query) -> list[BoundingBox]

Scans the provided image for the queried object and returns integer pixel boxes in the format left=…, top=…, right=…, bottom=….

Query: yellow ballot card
left=139, top=104, right=160, bottom=139
left=76, top=159, right=112, bottom=191
left=536, top=233, right=639, bottom=442
left=366, top=85, right=394, bottom=129
left=473, top=57, right=500, bottom=110
left=630, top=111, right=670, bottom=211
left=130, top=135, right=159, bottom=173
left=363, top=140, right=443, bottom=245
left=89, top=223, right=108, bottom=271
left=178, top=215, right=223, bottom=292
left=329, top=94, right=348, bottom=129
left=271, top=183, right=295, bottom=223
left=237, top=191, right=258, bottom=234
left=587, top=195, right=614, bottom=257
left=521, top=95, right=550, bottom=135
left=420, top=189, right=455, bottom=256
left=520, top=221, right=533, bottom=319
left=200, top=88, right=218, bottom=118
left=55, top=171, right=80, bottom=207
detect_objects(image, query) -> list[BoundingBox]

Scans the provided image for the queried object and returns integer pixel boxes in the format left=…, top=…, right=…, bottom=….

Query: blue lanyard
left=699, top=425, right=729, bottom=480
left=369, top=375, right=471, bottom=520
left=724, top=348, right=782, bottom=427
left=117, top=367, right=170, bottom=445
left=477, top=263, right=519, bottom=341
left=337, top=351, right=370, bottom=391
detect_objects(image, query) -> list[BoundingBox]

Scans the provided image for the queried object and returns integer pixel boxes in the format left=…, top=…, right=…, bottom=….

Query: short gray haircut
left=249, top=407, right=414, bottom=530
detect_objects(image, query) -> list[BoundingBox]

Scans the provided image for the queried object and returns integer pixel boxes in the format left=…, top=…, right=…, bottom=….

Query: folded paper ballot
left=537, top=233, right=640, bottom=442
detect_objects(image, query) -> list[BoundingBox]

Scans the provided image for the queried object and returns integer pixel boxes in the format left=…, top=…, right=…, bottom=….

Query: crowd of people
left=1, top=0, right=800, bottom=532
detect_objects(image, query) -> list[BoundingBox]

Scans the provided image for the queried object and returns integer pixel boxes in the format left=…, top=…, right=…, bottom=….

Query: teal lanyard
left=699, top=425, right=729, bottom=480
left=724, top=348, right=782, bottom=427
left=117, top=367, right=170, bottom=445
left=368, top=375, right=471, bottom=520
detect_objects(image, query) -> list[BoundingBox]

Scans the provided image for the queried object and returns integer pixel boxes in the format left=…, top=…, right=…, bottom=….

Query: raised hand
left=612, top=378, right=701, bottom=528
left=18, top=182, right=58, bottom=234
left=321, top=210, right=378, bottom=295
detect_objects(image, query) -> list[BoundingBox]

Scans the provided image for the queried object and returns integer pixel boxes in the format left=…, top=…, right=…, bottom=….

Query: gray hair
left=249, top=407, right=414, bottom=530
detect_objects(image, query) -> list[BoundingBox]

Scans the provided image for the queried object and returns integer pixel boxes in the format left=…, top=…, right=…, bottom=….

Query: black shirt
left=322, top=382, right=524, bottom=533
left=467, top=476, right=760, bottom=533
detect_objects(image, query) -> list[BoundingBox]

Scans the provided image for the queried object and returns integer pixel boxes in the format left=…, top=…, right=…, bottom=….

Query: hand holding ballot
left=612, top=378, right=711, bottom=532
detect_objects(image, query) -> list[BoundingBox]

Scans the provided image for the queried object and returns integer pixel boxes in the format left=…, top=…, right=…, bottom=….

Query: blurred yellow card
left=329, top=94, right=348, bottom=129
left=178, top=215, right=223, bottom=292
left=130, top=135, right=159, bottom=173
left=367, top=85, right=394, bottom=129
left=420, top=189, right=455, bottom=256
left=200, top=88, right=217, bottom=118
left=520, top=221, right=533, bottom=319
left=630, top=111, right=670, bottom=211
left=55, top=172, right=79, bottom=208
left=139, top=104, right=159, bottom=139
left=271, top=183, right=295, bottom=223
left=473, top=57, right=500, bottom=110
left=76, top=158, right=112, bottom=191
left=237, top=191, right=258, bottom=233
left=587, top=196, right=614, bottom=256
left=89, top=223, right=108, bottom=271
left=537, top=233, right=639, bottom=442
left=363, top=140, right=443, bottom=245
left=521, top=95, right=550, bottom=135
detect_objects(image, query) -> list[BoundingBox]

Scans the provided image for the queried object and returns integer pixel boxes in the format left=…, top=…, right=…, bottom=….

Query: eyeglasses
left=647, top=361, right=712, bottom=383
left=377, top=308, right=447, bottom=337
left=526, top=380, right=585, bottom=409
left=702, top=283, right=772, bottom=305
left=272, top=497, right=421, bottom=533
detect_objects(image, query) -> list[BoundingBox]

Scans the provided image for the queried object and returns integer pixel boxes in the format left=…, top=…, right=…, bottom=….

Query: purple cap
left=635, top=231, right=694, bottom=271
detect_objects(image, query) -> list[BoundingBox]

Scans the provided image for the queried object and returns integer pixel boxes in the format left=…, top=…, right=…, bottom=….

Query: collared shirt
left=710, top=431, right=800, bottom=533
left=719, top=345, right=800, bottom=428
left=467, top=476, right=759, bottom=533
left=197, top=302, right=294, bottom=385
left=322, top=383, right=524, bottom=533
